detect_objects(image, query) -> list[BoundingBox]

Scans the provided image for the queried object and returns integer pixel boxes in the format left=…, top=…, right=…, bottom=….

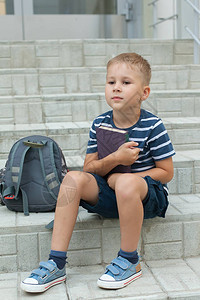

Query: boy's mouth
left=112, top=96, right=123, bottom=100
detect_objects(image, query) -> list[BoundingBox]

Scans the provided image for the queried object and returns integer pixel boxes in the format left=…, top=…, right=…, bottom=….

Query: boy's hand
left=114, top=141, right=140, bottom=166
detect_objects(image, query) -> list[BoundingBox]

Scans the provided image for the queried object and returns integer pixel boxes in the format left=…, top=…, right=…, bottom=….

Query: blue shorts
left=80, top=174, right=169, bottom=219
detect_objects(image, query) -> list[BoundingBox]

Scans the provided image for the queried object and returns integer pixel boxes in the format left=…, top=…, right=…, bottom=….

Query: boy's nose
left=113, top=82, right=121, bottom=92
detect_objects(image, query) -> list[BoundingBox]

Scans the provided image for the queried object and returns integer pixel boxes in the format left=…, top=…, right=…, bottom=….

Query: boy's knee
left=62, top=171, right=79, bottom=188
left=57, top=171, right=81, bottom=206
left=62, top=170, right=85, bottom=185
left=115, top=174, right=143, bottom=200
left=60, top=171, right=98, bottom=205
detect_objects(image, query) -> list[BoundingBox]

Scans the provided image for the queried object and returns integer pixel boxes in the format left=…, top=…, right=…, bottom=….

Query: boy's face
left=105, top=62, right=149, bottom=114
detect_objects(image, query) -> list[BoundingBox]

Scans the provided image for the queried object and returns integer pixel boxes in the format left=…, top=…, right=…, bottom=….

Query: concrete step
left=3, top=257, right=200, bottom=299
left=0, top=93, right=107, bottom=125
left=0, top=39, right=194, bottom=69
left=1, top=90, right=200, bottom=125
left=0, top=193, right=200, bottom=274
left=0, top=147, right=200, bottom=194
left=146, top=90, right=200, bottom=118
left=163, top=116, right=200, bottom=151
left=0, top=121, right=91, bottom=160
left=0, top=117, right=200, bottom=159
left=0, top=150, right=200, bottom=195
left=0, top=139, right=199, bottom=191
left=1, top=64, right=200, bottom=96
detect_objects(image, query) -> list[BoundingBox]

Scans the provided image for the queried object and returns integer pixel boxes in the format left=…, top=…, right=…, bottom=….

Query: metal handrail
left=185, top=26, right=200, bottom=46
left=149, top=0, right=200, bottom=63
left=148, top=0, right=159, bottom=6
left=184, top=0, right=200, bottom=64
left=185, top=0, right=200, bottom=15
left=148, top=0, right=177, bottom=39
left=149, top=14, right=178, bottom=28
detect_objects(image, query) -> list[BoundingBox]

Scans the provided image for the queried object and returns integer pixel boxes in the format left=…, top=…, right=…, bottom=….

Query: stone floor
left=1, top=256, right=200, bottom=300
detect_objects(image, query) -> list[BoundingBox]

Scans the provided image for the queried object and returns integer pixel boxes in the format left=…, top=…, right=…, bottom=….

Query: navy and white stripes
left=86, top=109, right=175, bottom=173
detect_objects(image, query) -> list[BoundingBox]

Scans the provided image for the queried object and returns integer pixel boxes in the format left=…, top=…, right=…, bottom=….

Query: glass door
left=0, top=0, right=143, bottom=40
left=33, top=0, right=118, bottom=15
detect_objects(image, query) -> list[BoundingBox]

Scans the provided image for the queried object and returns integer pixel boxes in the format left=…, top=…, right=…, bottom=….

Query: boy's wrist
left=110, top=151, right=121, bottom=165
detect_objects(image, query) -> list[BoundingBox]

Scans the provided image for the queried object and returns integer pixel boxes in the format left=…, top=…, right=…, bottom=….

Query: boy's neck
left=113, top=108, right=141, bottom=129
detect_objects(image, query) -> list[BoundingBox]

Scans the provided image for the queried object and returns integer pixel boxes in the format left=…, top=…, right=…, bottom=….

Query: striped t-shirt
left=86, top=109, right=175, bottom=173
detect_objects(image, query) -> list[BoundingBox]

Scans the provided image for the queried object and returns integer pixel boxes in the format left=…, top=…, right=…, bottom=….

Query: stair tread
left=1, top=64, right=200, bottom=71
left=0, top=116, right=200, bottom=132
left=0, top=193, right=200, bottom=232
left=1, top=89, right=200, bottom=99
left=0, top=89, right=200, bottom=100
left=1, top=149, right=200, bottom=168
left=0, top=121, right=91, bottom=133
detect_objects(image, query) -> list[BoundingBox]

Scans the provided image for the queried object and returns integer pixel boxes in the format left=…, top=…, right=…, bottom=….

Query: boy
left=21, top=53, right=175, bottom=292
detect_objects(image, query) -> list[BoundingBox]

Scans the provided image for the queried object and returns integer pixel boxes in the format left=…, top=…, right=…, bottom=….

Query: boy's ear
left=141, top=86, right=150, bottom=101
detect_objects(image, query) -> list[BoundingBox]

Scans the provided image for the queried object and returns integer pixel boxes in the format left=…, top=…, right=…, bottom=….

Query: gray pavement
left=1, top=257, right=200, bottom=300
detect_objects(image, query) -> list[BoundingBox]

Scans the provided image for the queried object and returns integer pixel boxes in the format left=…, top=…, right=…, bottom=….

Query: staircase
left=0, top=39, right=200, bottom=299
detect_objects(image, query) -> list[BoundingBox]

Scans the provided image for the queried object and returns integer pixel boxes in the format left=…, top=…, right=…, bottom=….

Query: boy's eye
left=108, top=81, right=115, bottom=85
left=123, top=81, right=130, bottom=85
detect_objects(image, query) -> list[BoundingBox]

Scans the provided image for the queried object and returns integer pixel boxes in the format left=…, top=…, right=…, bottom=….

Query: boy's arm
left=83, top=141, right=140, bottom=177
left=135, top=156, right=174, bottom=184
left=135, top=157, right=174, bottom=183
left=107, top=156, right=174, bottom=190
left=83, top=152, right=118, bottom=177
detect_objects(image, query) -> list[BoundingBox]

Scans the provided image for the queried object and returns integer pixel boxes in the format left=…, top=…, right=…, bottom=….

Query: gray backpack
left=0, top=135, right=68, bottom=215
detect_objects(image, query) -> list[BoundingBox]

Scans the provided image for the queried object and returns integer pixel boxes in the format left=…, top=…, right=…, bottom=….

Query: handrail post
left=149, top=0, right=178, bottom=39
left=194, top=0, right=199, bottom=64
left=153, top=2, right=157, bottom=39
left=148, top=0, right=159, bottom=38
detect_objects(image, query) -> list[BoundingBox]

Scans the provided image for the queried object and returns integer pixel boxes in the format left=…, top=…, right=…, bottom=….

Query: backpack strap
left=3, top=141, right=31, bottom=215
left=38, top=140, right=61, bottom=200
left=20, top=187, right=29, bottom=216
left=0, top=181, right=4, bottom=195
left=2, top=185, right=14, bottom=197
left=45, top=219, right=54, bottom=230
left=11, top=144, right=31, bottom=198
left=0, top=181, right=5, bottom=205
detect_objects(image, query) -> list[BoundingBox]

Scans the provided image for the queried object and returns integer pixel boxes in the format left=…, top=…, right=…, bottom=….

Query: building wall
left=0, top=0, right=6, bottom=15
left=0, top=0, right=199, bottom=40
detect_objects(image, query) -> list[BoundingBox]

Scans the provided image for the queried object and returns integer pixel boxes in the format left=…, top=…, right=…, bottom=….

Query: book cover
left=96, top=125, right=131, bottom=174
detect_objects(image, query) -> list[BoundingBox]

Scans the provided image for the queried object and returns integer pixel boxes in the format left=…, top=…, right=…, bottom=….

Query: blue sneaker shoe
left=97, top=256, right=142, bottom=289
left=21, top=260, right=66, bottom=293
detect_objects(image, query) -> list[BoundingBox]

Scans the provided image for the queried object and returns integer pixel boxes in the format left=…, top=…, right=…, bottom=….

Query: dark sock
left=118, top=248, right=139, bottom=264
left=49, top=250, right=67, bottom=270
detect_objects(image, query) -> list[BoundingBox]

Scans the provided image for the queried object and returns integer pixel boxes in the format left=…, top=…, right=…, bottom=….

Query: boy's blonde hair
left=107, top=53, right=151, bottom=85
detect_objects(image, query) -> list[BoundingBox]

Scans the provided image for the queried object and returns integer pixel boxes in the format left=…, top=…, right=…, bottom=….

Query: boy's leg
left=115, top=173, right=148, bottom=252
left=51, top=171, right=99, bottom=251
left=98, top=173, right=148, bottom=289
left=21, top=171, right=99, bottom=293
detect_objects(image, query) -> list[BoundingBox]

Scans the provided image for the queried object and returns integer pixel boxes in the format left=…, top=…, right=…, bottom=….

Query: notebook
left=96, top=125, right=131, bottom=173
